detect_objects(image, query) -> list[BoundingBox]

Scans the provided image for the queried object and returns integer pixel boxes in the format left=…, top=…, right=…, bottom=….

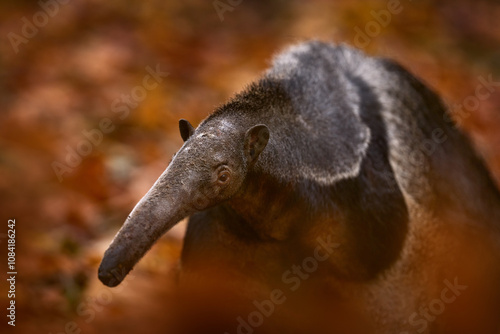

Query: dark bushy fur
left=183, top=41, right=500, bottom=275
left=179, top=41, right=500, bottom=332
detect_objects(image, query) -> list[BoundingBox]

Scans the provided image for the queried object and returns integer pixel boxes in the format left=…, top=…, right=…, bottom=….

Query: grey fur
left=99, top=41, right=500, bottom=332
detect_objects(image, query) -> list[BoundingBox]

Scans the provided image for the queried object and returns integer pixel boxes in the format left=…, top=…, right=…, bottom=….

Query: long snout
left=98, top=174, right=189, bottom=287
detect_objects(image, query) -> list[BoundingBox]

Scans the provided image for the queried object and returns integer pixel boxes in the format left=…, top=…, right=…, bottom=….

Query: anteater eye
left=217, top=171, right=230, bottom=183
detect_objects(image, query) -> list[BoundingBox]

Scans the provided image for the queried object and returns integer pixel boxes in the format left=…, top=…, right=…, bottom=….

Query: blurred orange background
left=0, top=0, right=499, bottom=333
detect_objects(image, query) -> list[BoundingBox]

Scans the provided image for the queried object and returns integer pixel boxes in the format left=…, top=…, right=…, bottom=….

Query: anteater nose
left=98, top=249, right=129, bottom=287
left=98, top=269, right=120, bottom=287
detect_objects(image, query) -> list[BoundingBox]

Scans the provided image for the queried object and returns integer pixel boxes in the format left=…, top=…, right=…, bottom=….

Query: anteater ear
left=179, top=119, right=195, bottom=142
left=244, top=124, right=269, bottom=164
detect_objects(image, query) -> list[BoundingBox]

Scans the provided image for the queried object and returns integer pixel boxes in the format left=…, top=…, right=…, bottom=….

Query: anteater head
left=98, top=117, right=269, bottom=287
